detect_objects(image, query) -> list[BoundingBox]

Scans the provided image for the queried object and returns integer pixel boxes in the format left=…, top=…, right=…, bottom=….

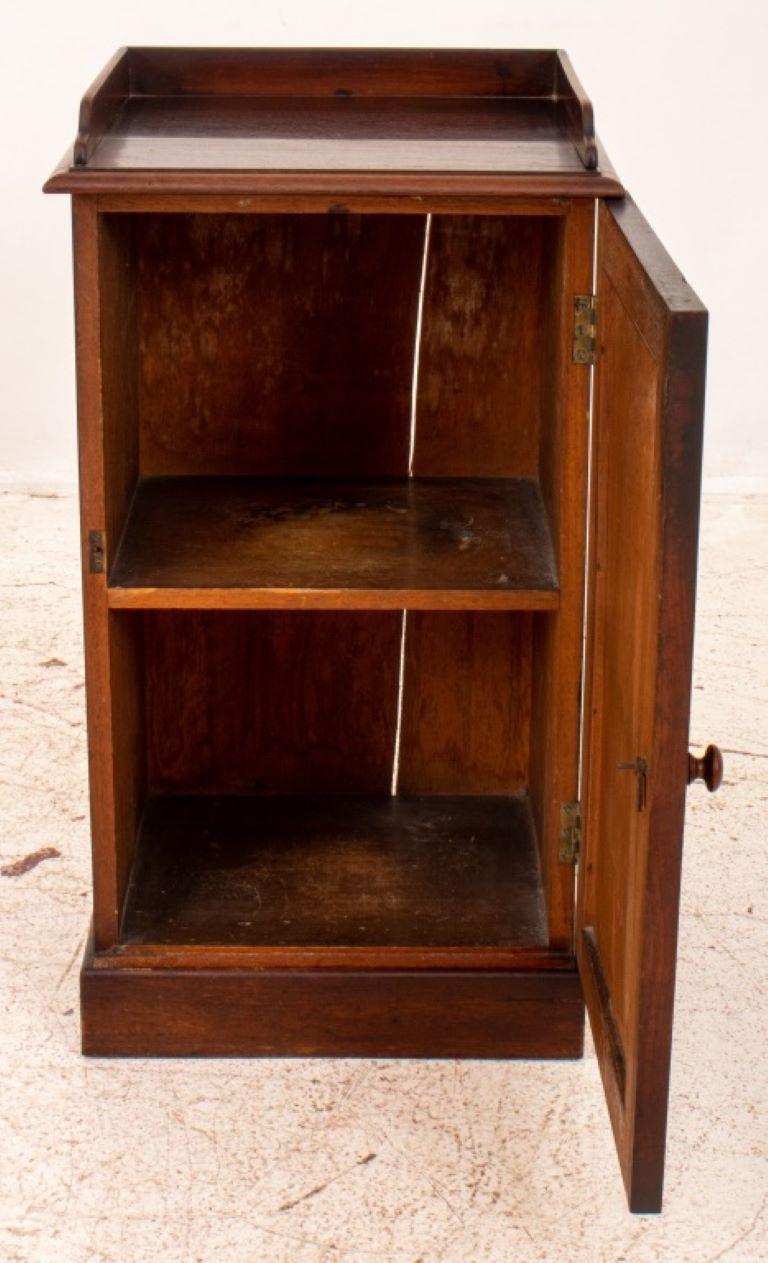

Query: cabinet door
left=578, top=197, right=707, bottom=1212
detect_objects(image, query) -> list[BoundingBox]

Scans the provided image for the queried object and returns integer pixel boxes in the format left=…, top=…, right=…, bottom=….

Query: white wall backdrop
left=2, top=0, right=766, bottom=485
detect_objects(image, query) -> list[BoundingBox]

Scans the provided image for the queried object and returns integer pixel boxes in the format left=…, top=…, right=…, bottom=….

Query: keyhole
left=617, top=757, right=648, bottom=811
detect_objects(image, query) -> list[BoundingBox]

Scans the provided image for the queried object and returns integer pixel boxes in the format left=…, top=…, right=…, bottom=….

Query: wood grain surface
left=120, top=793, right=547, bottom=949
left=413, top=216, right=557, bottom=477
left=143, top=611, right=402, bottom=796
left=398, top=612, right=533, bottom=795
left=81, top=956, right=585, bottom=1058
left=136, top=213, right=425, bottom=477
left=578, top=197, right=707, bottom=1212
left=109, top=476, right=558, bottom=609
left=45, top=48, right=620, bottom=196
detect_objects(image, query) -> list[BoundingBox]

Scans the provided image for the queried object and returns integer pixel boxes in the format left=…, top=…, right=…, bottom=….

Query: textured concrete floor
left=0, top=488, right=766, bottom=1263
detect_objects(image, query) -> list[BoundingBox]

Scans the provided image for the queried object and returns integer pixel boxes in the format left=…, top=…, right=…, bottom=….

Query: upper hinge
left=88, top=529, right=106, bottom=574
left=572, top=295, right=597, bottom=364
left=559, top=800, right=582, bottom=865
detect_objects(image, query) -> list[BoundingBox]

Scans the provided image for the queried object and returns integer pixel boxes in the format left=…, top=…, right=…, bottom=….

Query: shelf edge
left=106, top=586, right=560, bottom=612
left=93, top=944, right=577, bottom=971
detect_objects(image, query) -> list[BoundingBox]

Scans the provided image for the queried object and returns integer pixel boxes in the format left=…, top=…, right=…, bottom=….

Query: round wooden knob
left=687, top=744, right=723, bottom=792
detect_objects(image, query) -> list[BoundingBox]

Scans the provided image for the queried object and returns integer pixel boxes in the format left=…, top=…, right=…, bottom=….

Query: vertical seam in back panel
left=392, top=214, right=432, bottom=794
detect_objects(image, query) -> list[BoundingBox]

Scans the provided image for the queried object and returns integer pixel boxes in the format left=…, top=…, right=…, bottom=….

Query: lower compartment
left=120, top=792, right=547, bottom=950
left=99, top=606, right=577, bottom=951
left=81, top=954, right=585, bottom=1058
left=89, top=791, right=579, bottom=1058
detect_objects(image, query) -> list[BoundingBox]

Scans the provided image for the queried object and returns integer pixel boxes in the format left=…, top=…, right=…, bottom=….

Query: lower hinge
left=573, top=295, right=597, bottom=364
left=559, top=801, right=581, bottom=865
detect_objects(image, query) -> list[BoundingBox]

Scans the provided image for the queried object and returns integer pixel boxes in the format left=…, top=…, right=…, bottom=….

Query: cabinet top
left=44, top=47, right=624, bottom=198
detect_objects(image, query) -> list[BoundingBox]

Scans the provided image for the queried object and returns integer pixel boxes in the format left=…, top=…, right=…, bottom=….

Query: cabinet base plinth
left=81, top=953, right=584, bottom=1058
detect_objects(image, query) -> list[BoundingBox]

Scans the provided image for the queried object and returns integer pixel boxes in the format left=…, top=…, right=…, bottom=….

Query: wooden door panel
left=579, top=197, right=707, bottom=1212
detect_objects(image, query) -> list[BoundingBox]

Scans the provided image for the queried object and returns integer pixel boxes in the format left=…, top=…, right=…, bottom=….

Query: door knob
left=687, top=744, right=723, bottom=792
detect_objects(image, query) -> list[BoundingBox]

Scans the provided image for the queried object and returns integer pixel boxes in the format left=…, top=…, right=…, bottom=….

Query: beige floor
left=0, top=488, right=765, bottom=1263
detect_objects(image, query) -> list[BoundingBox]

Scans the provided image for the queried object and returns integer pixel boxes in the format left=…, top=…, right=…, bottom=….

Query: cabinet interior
left=94, top=207, right=588, bottom=959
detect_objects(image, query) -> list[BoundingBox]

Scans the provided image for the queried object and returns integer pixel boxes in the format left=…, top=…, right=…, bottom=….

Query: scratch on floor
left=279, top=1153, right=377, bottom=1212
left=56, top=933, right=86, bottom=991
left=703, top=1191, right=768, bottom=1263
left=1, top=693, right=83, bottom=728
left=719, top=746, right=768, bottom=760
left=1, top=846, right=61, bottom=877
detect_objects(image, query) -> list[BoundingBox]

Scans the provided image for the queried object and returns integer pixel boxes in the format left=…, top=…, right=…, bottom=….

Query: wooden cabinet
left=45, top=48, right=722, bottom=1212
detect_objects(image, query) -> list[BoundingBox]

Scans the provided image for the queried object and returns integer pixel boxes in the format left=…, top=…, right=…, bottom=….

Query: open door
left=578, top=198, right=708, bottom=1212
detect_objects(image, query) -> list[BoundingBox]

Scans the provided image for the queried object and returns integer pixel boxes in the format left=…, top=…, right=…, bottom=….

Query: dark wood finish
left=687, top=744, right=723, bottom=791
left=555, top=51, right=597, bottom=170
left=578, top=197, right=707, bottom=1213
left=47, top=49, right=617, bottom=196
left=120, top=794, right=546, bottom=949
left=46, top=160, right=623, bottom=198
left=97, top=214, right=138, bottom=554
left=528, top=199, right=593, bottom=948
left=109, top=477, right=558, bottom=610
left=144, top=612, right=402, bottom=796
left=81, top=953, right=584, bottom=1058
left=48, top=51, right=712, bottom=1212
left=106, top=614, right=145, bottom=931
left=74, top=48, right=130, bottom=165
left=413, top=216, right=557, bottom=477
left=93, top=944, right=573, bottom=971
left=398, top=613, right=532, bottom=795
left=87, top=98, right=591, bottom=175
left=405, top=201, right=590, bottom=937
left=135, top=213, right=424, bottom=478
left=94, top=193, right=572, bottom=216
left=72, top=200, right=144, bottom=949
left=127, top=47, right=560, bottom=98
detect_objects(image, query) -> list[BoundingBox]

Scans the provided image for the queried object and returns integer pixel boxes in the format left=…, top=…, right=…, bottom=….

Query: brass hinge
left=88, top=529, right=106, bottom=574
left=559, top=801, right=581, bottom=865
left=573, top=295, right=597, bottom=364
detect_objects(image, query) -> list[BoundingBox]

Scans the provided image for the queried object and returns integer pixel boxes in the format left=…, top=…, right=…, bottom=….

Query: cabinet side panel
left=108, top=614, right=145, bottom=922
left=528, top=201, right=593, bottom=948
left=145, top=611, right=402, bottom=795
left=397, top=612, right=531, bottom=794
left=136, top=213, right=425, bottom=477
left=99, top=215, right=139, bottom=553
left=72, top=201, right=144, bottom=948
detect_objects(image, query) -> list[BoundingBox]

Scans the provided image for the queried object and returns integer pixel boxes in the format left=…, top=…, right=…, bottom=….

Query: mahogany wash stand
left=46, top=48, right=723, bottom=1212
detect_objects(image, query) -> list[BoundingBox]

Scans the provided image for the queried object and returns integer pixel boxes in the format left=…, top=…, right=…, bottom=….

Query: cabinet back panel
left=133, top=212, right=561, bottom=480
left=398, top=612, right=532, bottom=795
left=136, top=213, right=425, bottom=476
left=143, top=609, right=533, bottom=798
left=413, top=215, right=558, bottom=477
left=145, top=611, right=402, bottom=795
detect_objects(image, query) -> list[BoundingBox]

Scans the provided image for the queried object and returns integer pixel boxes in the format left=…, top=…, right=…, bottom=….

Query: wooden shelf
left=109, top=476, right=559, bottom=611
left=82, top=97, right=590, bottom=175
left=120, top=793, right=547, bottom=950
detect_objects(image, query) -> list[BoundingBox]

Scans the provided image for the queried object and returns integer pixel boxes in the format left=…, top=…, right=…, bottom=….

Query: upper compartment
left=44, top=47, right=623, bottom=197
